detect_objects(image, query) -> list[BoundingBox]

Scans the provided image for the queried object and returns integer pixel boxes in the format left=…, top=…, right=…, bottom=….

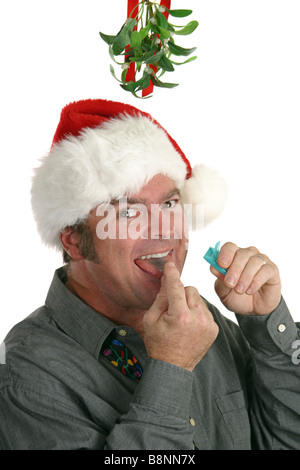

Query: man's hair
left=62, top=220, right=99, bottom=264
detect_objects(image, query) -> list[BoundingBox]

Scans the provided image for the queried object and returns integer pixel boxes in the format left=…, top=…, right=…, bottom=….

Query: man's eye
left=161, top=199, right=178, bottom=209
left=119, top=208, right=140, bottom=218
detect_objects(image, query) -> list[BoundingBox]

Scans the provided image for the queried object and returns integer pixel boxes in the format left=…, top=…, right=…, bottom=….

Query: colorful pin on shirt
left=101, top=334, right=143, bottom=381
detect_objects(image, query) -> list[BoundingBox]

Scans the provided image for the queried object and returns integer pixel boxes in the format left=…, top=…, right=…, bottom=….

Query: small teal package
left=203, top=241, right=227, bottom=275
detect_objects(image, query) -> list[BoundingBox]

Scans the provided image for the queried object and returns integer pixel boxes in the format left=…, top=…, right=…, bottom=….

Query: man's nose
left=148, top=205, right=175, bottom=240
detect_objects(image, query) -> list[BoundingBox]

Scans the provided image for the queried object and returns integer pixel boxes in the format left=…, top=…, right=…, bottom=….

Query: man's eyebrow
left=164, top=188, right=181, bottom=201
left=110, top=188, right=181, bottom=206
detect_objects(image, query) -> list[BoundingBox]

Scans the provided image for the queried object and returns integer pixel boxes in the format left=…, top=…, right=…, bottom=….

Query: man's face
left=85, top=174, right=188, bottom=311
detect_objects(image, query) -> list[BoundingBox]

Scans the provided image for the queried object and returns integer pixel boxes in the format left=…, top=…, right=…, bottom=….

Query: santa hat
left=31, top=99, right=227, bottom=250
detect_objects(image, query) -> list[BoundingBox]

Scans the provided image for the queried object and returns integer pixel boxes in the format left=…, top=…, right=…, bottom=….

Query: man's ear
left=60, top=228, right=84, bottom=261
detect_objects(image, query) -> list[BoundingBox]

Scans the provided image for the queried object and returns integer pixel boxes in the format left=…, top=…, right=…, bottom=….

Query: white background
left=1, top=0, right=299, bottom=341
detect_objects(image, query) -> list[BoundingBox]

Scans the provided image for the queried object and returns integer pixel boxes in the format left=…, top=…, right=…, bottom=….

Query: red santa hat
left=31, top=99, right=227, bottom=250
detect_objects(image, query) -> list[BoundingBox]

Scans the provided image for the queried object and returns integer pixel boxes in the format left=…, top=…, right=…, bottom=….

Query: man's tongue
left=135, top=257, right=167, bottom=280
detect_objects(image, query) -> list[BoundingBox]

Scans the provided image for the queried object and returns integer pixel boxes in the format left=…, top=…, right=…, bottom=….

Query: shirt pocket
left=215, top=390, right=251, bottom=449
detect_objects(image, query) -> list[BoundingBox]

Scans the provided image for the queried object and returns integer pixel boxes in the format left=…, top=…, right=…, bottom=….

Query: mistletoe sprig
left=99, top=1, right=198, bottom=97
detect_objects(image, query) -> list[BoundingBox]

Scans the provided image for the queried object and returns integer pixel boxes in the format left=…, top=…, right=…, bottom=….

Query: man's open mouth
left=134, top=250, right=173, bottom=279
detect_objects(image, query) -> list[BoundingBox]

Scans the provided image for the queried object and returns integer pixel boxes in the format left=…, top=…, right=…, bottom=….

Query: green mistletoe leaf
left=109, top=45, right=124, bottom=65
left=151, top=74, right=178, bottom=88
left=109, top=64, right=123, bottom=83
left=129, top=47, right=156, bottom=63
left=130, top=30, right=143, bottom=58
left=158, top=54, right=174, bottom=72
left=99, top=32, right=115, bottom=45
left=120, top=72, right=150, bottom=92
left=130, top=30, right=142, bottom=49
left=157, top=25, right=170, bottom=39
left=157, top=11, right=169, bottom=30
left=140, top=22, right=151, bottom=40
left=174, top=21, right=199, bottom=36
left=135, top=73, right=151, bottom=91
left=146, top=47, right=165, bottom=65
left=112, top=18, right=136, bottom=56
left=120, top=76, right=145, bottom=92
left=170, top=55, right=197, bottom=65
left=165, top=9, right=193, bottom=18
left=168, top=42, right=197, bottom=56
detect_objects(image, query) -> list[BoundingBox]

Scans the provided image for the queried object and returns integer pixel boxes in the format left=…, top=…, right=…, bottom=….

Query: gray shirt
left=0, top=267, right=299, bottom=450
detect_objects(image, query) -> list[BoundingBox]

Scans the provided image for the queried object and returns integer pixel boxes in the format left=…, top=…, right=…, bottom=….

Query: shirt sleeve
left=104, top=358, right=196, bottom=450
left=236, top=297, right=300, bottom=449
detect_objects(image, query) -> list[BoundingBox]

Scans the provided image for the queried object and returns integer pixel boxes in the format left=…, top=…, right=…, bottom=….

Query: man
left=0, top=99, right=299, bottom=450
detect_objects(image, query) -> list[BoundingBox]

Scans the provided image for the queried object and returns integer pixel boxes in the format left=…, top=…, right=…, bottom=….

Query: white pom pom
left=181, top=164, right=228, bottom=230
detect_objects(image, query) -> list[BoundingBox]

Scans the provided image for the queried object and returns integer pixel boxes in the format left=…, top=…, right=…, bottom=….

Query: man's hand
left=143, top=262, right=219, bottom=372
left=211, top=242, right=282, bottom=315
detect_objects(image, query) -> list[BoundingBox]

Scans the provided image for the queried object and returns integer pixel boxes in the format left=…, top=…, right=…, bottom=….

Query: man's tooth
left=151, top=251, right=169, bottom=259
left=158, top=251, right=169, bottom=258
left=138, top=250, right=170, bottom=260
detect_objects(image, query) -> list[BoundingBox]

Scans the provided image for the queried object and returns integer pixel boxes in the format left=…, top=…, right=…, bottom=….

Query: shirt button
left=277, top=323, right=286, bottom=333
left=118, top=329, right=127, bottom=337
left=189, top=418, right=196, bottom=427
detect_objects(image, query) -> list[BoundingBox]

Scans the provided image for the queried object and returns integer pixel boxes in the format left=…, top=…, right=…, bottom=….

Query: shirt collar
left=45, top=266, right=117, bottom=358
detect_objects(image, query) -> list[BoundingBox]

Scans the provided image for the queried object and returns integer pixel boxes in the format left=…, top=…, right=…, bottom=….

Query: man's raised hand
left=211, top=242, right=282, bottom=316
left=143, top=262, right=219, bottom=372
